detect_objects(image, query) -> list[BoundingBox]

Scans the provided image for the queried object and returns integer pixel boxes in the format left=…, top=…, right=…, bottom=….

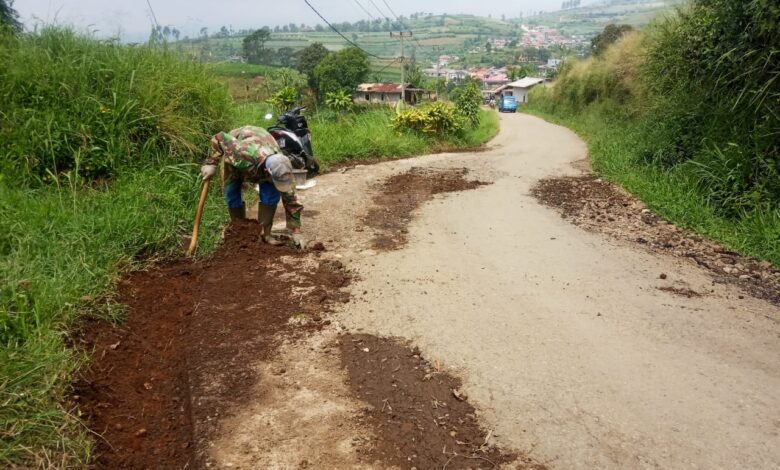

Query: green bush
left=324, top=89, right=353, bottom=113
left=640, top=0, right=780, bottom=217
left=451, top=81, right=482, bottom=127
left=0, top=28, right=232, bottom=185
left=391, top=102, right=464, bottom=135
left=266, top=86, right=298, bottom=112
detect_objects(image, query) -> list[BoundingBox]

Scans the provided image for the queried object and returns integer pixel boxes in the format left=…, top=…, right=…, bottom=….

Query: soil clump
left=72, top=220, right=349, bottom=469
left=365, top=167, right=489, bottom=250
left=339, top=334, right=544, bottom=469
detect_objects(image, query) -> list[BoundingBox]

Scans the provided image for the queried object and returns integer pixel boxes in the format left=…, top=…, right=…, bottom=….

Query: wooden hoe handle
left=187, top=180, right=210, bottom=256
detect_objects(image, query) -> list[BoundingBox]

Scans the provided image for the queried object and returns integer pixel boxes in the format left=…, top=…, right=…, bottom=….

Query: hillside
left=526, top=0, right=685, bottom=36
left=175, top=2, right=678, bottom=77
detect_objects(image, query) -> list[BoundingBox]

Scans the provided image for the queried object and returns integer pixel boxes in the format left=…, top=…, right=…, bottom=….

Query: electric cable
left=380, top=0, right=424, bottom=49
left=352, top=0, right=376, bottom=21
left=303, top=0, right=389, bottom=59
left=146, top=0, right=160, bottom=29
left=365, top=0, right=391, bottom=21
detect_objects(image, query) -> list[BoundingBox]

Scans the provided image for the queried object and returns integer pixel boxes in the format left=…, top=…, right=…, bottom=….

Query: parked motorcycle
left=265, top=106, right=320, bottom=178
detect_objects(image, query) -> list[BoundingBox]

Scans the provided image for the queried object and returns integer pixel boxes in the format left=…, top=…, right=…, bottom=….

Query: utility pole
left=391, top=31, right=413, bottom=104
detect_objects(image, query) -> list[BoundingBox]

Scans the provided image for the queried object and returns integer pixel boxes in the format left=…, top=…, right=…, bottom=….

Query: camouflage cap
left=265, top=154, right=294, bottom=193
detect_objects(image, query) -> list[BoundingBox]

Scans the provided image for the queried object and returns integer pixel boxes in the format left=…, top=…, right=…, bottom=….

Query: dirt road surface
left=298, top=113, right=780, bottom=469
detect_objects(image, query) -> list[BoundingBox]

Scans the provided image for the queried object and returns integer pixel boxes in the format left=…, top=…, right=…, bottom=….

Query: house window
left=381, top=93, right=385, bottom=101
left=365, top=94, right=370, bottom=101
left=505, top=91, right=513, bottom=97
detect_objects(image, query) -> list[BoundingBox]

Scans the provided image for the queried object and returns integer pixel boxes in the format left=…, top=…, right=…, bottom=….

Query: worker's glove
left=291, top=232, right=306, bottom=250
left=200, top=164, right=217, bottom=181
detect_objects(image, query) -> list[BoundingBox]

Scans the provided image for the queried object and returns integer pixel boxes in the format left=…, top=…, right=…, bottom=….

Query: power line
left=380, top=0, right=424, bottom=49
left=303, top=0, right=387, bottom=59
left=352, top=0, right=376, bottom=21
left=379, top=0, right=401, bottom=21
left=145, top=0, right=160, bottom=29
left=365, top=0, right=391, bottom=21
left=373, top=57, right=402, bottom=76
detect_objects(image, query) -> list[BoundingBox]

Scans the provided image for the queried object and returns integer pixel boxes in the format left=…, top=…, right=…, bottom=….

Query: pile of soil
left=340, top=334, right=544, bottom=470
left=365, top=167, right=489, bottom=250
left=532, top=175, right=780, bottom=305
left=71, top=220, right=349, bottom=469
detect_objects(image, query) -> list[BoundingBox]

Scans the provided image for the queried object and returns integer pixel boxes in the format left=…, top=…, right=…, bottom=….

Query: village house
left=489, top=38, right=510, bottom=50
left=437, top=55, right=459, bottom=67
left=422, top=68, right=469, bottom=81
left=492, top=77, right=547, bottom=104
left=354, top=83, right=432, bottom=106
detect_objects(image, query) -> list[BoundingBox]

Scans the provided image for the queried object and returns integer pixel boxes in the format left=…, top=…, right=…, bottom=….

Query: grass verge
left=0, top=168, right=227, bottom=466
left=232, top=104, right=499, bottom=169
left=1, top=28, right=231, bottom=466
left=523, top=105, right=780, bottom=266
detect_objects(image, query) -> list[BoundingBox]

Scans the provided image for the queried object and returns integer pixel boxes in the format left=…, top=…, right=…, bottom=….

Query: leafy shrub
left=391, top=102, right=463, bottom=135
left=314, top=47, right=370, bottom=96
left=0, top=28, right=232, bottom=185
left=591, top=24, right=634, bottom=56
left=451, top=81, right=482, bottom=127
left=266, top=86, right=298, bottom=111
left=324, top=89, right=353, bottom=113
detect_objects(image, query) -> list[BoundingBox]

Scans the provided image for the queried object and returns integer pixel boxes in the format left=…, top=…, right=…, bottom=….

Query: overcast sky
left=16, top=0, right=577, bottom=42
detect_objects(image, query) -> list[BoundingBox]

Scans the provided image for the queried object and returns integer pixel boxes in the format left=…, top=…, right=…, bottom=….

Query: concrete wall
left=354, top=92, right=402, bottom=105
left=500, top=86, right=537, bottom=104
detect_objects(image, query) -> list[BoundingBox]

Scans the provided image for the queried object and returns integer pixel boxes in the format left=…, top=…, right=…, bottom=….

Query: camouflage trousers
left=222, top=165, right=302, bottom=229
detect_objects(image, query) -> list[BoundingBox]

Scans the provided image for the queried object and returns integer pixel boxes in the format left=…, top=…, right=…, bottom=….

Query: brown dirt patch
left=339, top=334, right=544, bottom=470
left=71, top=220, right=350, bottom=469
left=531, top=175, right=780, bottom=305
left=365, top=167, right=489, bottom=250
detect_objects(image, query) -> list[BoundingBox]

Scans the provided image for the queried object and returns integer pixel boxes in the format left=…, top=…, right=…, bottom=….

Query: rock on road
left=303, top=113, right=780, bottom=469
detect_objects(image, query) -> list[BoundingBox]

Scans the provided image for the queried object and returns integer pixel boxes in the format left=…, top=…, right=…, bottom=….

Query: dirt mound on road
left=72, top=218, right=527, bottom=468
left=72, top=220, right=349, bottom=469
left=341, top=334, right=543, bottom=469
left=365, top=167, right=489, bottom=250
left=532, top=175, right=780, bottom=305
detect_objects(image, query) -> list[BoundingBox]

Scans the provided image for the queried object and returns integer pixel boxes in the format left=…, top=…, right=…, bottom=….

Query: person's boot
left=228, top=205, right=246, bottom=221
left=258, top=204, right=282, bottom=245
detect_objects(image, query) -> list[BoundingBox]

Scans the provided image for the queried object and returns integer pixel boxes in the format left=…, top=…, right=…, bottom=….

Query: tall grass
left=0, top=28, right=231, bottom=185
left=0, top=28, right=231, bottom=466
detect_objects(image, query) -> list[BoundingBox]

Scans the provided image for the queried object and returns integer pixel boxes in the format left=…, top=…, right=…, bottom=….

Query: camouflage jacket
left=205, top=126, right=280, bottom=182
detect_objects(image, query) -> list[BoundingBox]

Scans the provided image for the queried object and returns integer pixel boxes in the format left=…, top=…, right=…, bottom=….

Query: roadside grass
left=0, top=169, right=227, bottom=466
left=232, top=103, right=499, bottom=169
left=523, top=105, right=780, bottom=265
left=1, top=28, right=230, bottom=466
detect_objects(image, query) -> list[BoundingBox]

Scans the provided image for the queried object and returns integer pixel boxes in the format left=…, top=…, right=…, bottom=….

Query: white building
left=492, top=77, right=546, bottom=104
